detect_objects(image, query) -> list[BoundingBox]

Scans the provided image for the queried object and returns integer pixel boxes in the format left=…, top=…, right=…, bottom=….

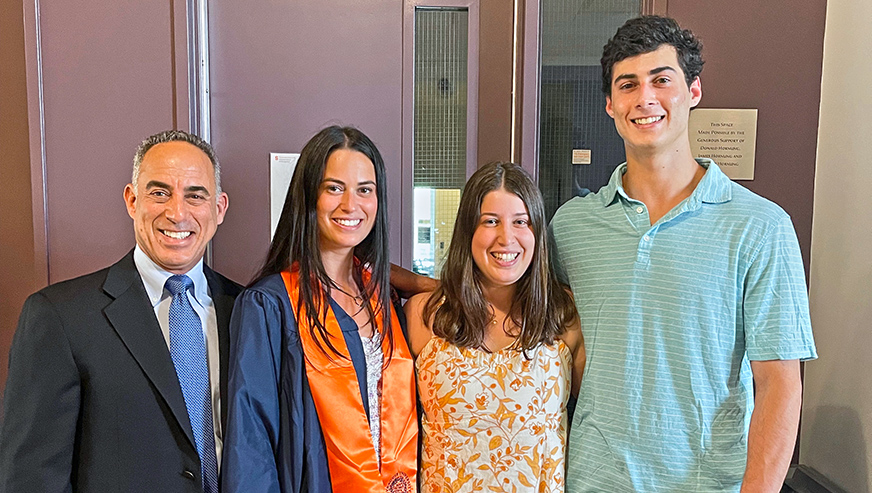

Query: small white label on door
left=572, top=149, right=591, bottom=165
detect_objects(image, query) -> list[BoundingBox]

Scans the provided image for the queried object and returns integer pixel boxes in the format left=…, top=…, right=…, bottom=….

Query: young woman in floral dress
left=404, top=162, right=584, bottom=493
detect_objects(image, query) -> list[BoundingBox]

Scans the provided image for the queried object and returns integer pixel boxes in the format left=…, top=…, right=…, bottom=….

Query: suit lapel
left=205, top=266, right=234, bottom=428
left=102, top=252, right=196, bottom=449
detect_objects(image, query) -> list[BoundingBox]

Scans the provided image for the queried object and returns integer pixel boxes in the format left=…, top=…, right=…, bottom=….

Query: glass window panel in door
left=537, top=0, right=641, bottom=220
left=412, top=8, right=469, bottom=278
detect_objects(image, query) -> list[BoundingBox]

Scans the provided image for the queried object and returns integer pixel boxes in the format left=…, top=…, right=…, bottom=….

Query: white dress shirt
left=133, top=246, right=223, bottom=469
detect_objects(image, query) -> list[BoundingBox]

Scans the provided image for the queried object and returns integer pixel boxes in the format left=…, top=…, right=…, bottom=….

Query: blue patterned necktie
left=165, top=274, right=218, bottom=493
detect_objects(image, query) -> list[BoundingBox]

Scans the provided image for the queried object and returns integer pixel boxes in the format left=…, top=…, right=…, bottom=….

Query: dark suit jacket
left=0, top=251, right=242, bottom=493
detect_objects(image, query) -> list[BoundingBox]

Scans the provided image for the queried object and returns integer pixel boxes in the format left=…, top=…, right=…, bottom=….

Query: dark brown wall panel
left=477, top=0, right=515, bottom=165
left=0, top=0, right=37, bottom=403
left=39, top=0, right=178, bottom=284
left=1, top=0, right=189, bottom=394
left=668, top=1, right=827, bottom=274
left=208, top=0, right=406, bottom=283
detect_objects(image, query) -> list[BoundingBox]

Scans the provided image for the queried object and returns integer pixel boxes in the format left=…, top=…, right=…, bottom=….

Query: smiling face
left=124, top=141, right=228, bottom=275
left=471, top=188, right=535, bottom=291
left=606, top=44, right=702, bottom=155
left=316, top=148, right=378, bottom=255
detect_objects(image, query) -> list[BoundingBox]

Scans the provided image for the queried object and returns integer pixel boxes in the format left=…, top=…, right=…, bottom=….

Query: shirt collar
left=600, top=163, right=630, bottom=207
left=688, top=158, right=733, bottom=205
left=600, top=158, right=732, bottom=208
left=133, top=245, right=209, bottom=309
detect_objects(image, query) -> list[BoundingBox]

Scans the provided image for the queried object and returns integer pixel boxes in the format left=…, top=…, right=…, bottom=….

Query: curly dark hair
left=601, top=15, right=704, bottom=95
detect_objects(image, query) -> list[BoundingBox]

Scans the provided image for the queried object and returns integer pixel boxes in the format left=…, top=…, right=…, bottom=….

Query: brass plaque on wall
left=690, top=108, right=758, bottom=180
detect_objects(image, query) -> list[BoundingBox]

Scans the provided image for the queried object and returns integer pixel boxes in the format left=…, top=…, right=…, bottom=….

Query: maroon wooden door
left=206, top=0, right=515, bottom=282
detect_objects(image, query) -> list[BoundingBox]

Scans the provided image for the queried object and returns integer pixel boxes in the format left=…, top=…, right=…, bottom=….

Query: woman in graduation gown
left=222, top=126, right=418, bottom=493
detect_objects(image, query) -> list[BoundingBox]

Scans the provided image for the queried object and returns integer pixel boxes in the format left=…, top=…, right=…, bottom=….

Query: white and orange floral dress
left=416, top=337, right=571, bottom=493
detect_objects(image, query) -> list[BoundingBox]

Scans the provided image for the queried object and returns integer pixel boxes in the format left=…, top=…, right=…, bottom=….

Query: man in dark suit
left=0, top=130, right=241, bottom=492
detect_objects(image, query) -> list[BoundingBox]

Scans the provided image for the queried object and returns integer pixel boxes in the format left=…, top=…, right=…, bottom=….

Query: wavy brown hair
left=422, top=162, right=576, bottom=352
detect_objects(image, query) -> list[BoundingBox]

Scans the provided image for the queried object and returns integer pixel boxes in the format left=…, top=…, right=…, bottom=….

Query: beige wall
left=802, top=0, right=872, bottom=491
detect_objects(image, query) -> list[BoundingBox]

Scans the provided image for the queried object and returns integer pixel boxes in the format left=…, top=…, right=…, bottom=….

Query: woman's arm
left=558, top=311, right=585, bottom=398
left=390, top=263, right=438, bottom=299
left=222, top=290, right=284, bottom=493
left=402, top=292, right=436, bottom=358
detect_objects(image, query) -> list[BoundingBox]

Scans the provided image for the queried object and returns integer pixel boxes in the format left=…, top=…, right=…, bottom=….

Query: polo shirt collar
left=601, top=158, right=732, bottom=209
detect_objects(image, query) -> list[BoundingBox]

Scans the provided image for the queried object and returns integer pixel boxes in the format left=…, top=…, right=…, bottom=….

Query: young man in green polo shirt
left=552, top=16, right=817, bottom=492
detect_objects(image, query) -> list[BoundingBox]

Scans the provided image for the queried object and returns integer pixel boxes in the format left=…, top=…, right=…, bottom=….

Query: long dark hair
left=253, top=126, right=392, bottom=358
left=423, top=162, right=576, bottom=352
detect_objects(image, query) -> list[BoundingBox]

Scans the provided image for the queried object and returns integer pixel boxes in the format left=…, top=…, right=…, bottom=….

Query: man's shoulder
left=204, top=266, right=243, bottom=298
left=721, top=181, right=791, bottom=225
left=551, top=190, right=607, bottom=233
left=18, top=260, right=130, bottom=330
left=35, top=262, right=117, bottom=306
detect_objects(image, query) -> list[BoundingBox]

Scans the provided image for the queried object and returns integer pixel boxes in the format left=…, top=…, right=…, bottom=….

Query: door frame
left=401, top=0, right=481, bottom=268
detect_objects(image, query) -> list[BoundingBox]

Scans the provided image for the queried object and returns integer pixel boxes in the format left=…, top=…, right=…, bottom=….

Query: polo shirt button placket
left=636, top=227, right=658, bottom=267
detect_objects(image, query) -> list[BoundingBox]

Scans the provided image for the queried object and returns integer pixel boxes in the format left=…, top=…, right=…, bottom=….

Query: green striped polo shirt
left=552, top=159, right=817, bottom=492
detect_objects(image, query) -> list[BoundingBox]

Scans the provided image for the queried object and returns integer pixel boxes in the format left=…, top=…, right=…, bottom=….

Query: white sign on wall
left=572, top=149, right=592, bottom=165
left=270, top=152, right=300, bottom=241
left=689, top=108, right=758, bottom=180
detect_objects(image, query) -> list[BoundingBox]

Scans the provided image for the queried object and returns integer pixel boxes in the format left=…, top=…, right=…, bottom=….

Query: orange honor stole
left=281, top=270, right=417, bottom=492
